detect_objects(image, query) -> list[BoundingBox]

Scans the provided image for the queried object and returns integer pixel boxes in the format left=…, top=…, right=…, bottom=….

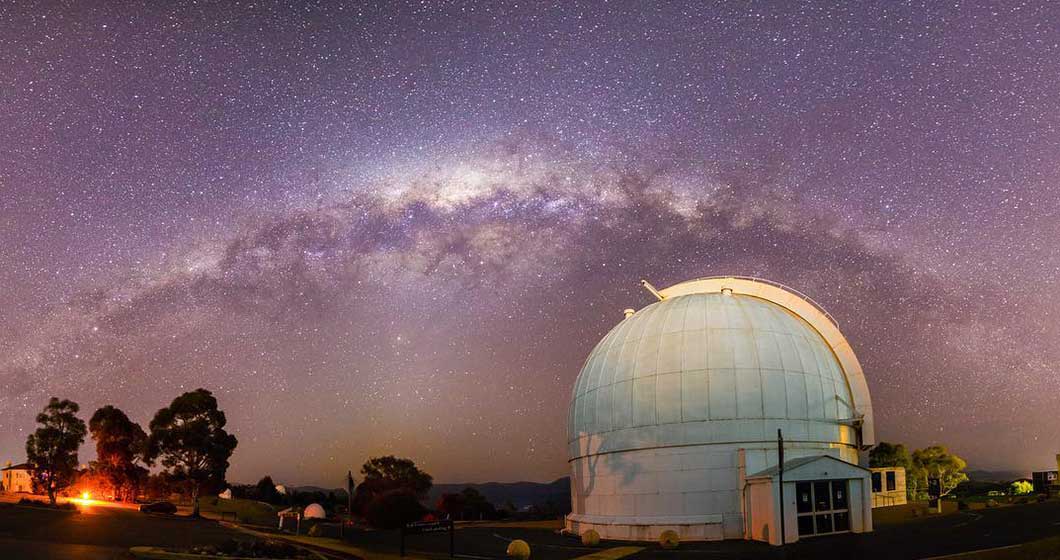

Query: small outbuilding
left=744, top=455, right=873, bottom=544
left=870, top=467, right=907, bottom=508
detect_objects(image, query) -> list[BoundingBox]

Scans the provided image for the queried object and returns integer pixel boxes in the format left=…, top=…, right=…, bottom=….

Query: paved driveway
left=373, top=501, right=1060, bottom=560
left=0, top=503, right=254, bottom=560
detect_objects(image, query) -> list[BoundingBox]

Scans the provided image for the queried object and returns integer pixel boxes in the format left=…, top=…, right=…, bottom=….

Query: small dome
left=303, top=503, right=326, bottom=519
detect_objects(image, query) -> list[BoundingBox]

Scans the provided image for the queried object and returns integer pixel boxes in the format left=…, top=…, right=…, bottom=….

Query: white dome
left=565, top=276, right=874, bottom=542
left=568, top=291, right=856, bottom=452
left=303, top=503, right=326, bottom=519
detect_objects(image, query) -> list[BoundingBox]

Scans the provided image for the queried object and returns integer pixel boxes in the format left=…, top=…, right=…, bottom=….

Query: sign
left=927, top=478, right=941, bottom=499
left=403, top=520, right=453, bottom=534
left=400, top=519, right=454, bottom=557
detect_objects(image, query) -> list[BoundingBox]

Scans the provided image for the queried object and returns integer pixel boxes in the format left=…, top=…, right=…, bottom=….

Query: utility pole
left=778, top=429, right=786, bottom=546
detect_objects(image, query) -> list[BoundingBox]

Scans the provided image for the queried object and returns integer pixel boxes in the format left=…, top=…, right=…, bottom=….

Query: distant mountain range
left=278, top=478, right=571, bottom=510
left=426, top=477, right=571, bottom=509
left=966, top=470, right=1031, bottom=482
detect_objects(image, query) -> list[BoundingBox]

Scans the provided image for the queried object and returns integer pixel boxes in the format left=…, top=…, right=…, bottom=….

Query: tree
left=25, top=398, right=87, bottom=504
left=869, top=442, right=913, bottom=470
left=147, top=389, right=238, bottom=516
left=1011, top=480, right=1033, bottom=495
left=910, top=446, right=968, bottom=499
left=89, top=405, right=148, bottom=501
left=365, top=489, right=426, bottom=529
left=256, top=475, right=282, bottom=504
left=437, top=492, right=466, bottom=520
left=459, top=487, right=495, bottom=520
left=361, top=455, right=433, bottom=496
left=353, top=456, right=432, bottom=516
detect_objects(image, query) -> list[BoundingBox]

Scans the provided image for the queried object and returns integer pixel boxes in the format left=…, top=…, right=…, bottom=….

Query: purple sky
left=1, top=2, right=1058, bottom=486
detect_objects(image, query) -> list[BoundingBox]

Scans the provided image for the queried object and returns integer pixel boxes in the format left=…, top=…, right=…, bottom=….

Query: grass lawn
left=198, top=496, right=278, bottom=526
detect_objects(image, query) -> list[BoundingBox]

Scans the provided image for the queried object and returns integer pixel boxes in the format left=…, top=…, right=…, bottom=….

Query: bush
left=307, top=523, right=340, bottom=538
left=365, top=489, right=426, bottom=529
left=18, top=498, right=77, bottom=511
left=986, top=499, right=998, bottom=508
left=202, top=539, right=308, bottom=558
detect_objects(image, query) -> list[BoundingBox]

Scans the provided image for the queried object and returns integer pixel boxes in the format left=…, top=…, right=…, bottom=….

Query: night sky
left=1, top=2, right=1058, bottom=487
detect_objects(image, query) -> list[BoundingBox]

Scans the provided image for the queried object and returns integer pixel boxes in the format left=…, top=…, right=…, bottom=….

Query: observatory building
left=566, top=277, right=875, bottom=545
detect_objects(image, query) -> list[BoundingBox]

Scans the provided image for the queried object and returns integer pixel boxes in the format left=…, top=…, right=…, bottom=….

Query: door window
left=794, top=479, right=851, bottom=538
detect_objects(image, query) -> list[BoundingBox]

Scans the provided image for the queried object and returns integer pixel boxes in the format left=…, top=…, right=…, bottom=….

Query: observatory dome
left=303, top=503, right=326, bottom=519
left=565, top=277, right=874, bottom=543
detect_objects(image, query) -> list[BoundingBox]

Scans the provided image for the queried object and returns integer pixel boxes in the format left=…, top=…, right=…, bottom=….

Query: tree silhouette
left=26, top=398, right=86, bottom=504
left=353, top=455, right=432, bottom=516
left=147, top=388, right=238, bottom=516
left=89, top=405, right=148, bottom=501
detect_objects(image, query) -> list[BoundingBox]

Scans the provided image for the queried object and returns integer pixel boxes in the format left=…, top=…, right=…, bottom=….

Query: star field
left=0, top=1, right=1058, bottom=486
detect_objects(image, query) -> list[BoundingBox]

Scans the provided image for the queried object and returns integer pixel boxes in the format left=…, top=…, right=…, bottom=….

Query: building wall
left=567, top=441, right=859, bottom=542
left=1032, top=471, right=1058, bottom=493
left=870, top=467, right=907, bottom=508
left=744, top=478, right=776, bottom=543
left=2, top=469, right=33, bottom=493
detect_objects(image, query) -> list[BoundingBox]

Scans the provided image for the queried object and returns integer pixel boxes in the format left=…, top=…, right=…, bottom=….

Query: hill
left=966, top=470, right=1029, bottom=482
left=426, top=477, right=570, bottom=510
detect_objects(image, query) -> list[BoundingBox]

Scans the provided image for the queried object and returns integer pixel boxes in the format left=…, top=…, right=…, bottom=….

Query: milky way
left=1, top=2, right=1058, bottom=486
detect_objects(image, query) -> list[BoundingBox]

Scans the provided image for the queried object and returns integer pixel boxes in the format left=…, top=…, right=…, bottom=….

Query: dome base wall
left=566, top=514, right=742, bottom=542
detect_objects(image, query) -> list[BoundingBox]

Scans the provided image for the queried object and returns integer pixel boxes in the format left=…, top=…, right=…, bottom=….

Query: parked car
left=139, top=501, right=177, bottom=514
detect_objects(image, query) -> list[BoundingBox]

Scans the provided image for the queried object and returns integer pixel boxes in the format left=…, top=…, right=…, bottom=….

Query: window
left=798, top=514, right=815, bottom=536
left=814, top=481, right=831, bottom=511
left=886, top=471, right=897, bottom=491
left=795, top=480, right=851, bottom=538
left=872, top=472, right=882, bottom=492
left=832, top=481, right=848, bottom=509
left=833, top=511, right=850, bottom=532
left=796, top=482, right=813, bottom=513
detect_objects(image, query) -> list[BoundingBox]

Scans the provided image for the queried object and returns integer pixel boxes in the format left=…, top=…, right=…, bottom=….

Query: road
left=0, top=501, right=270, bottom=560
left=375, top=501, right=1060, bottom=560
left=5, top=499, right=1060, bottom=559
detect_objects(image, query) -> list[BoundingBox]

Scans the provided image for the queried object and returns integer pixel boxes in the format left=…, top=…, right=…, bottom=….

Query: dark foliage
left=147, top=388, right=238, bottom=515
left=88, top=405, right=148, bottom=501
left=365, top=489, right=426, bottom=529
left=353, top=455, right=432, bottom=517
left=26, top=398, right=87, bottom=505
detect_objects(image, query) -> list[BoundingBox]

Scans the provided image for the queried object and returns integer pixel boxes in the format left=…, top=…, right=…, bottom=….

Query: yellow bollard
left=659, top=530, right=679, bottom=549
left=581, top=529, right=601, bottom=546
left=507, top=539, right=531, bottom=560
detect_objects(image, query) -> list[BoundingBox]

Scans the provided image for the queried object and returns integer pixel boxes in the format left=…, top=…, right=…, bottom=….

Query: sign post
left=928, top=477, right=941, bottom=513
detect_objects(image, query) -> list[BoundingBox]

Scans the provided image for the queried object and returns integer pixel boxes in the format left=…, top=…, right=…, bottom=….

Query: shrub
left=17, top=498, right=77, bottom=511
left=659, top=530, right=680, bottom=549
left=581, top=530, right=600, bottom=546
left=365, top=489, right=426, bottom=529
left=986, top=499, right=998, bottom=508
left=212, top=539, right=306, bottom=558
